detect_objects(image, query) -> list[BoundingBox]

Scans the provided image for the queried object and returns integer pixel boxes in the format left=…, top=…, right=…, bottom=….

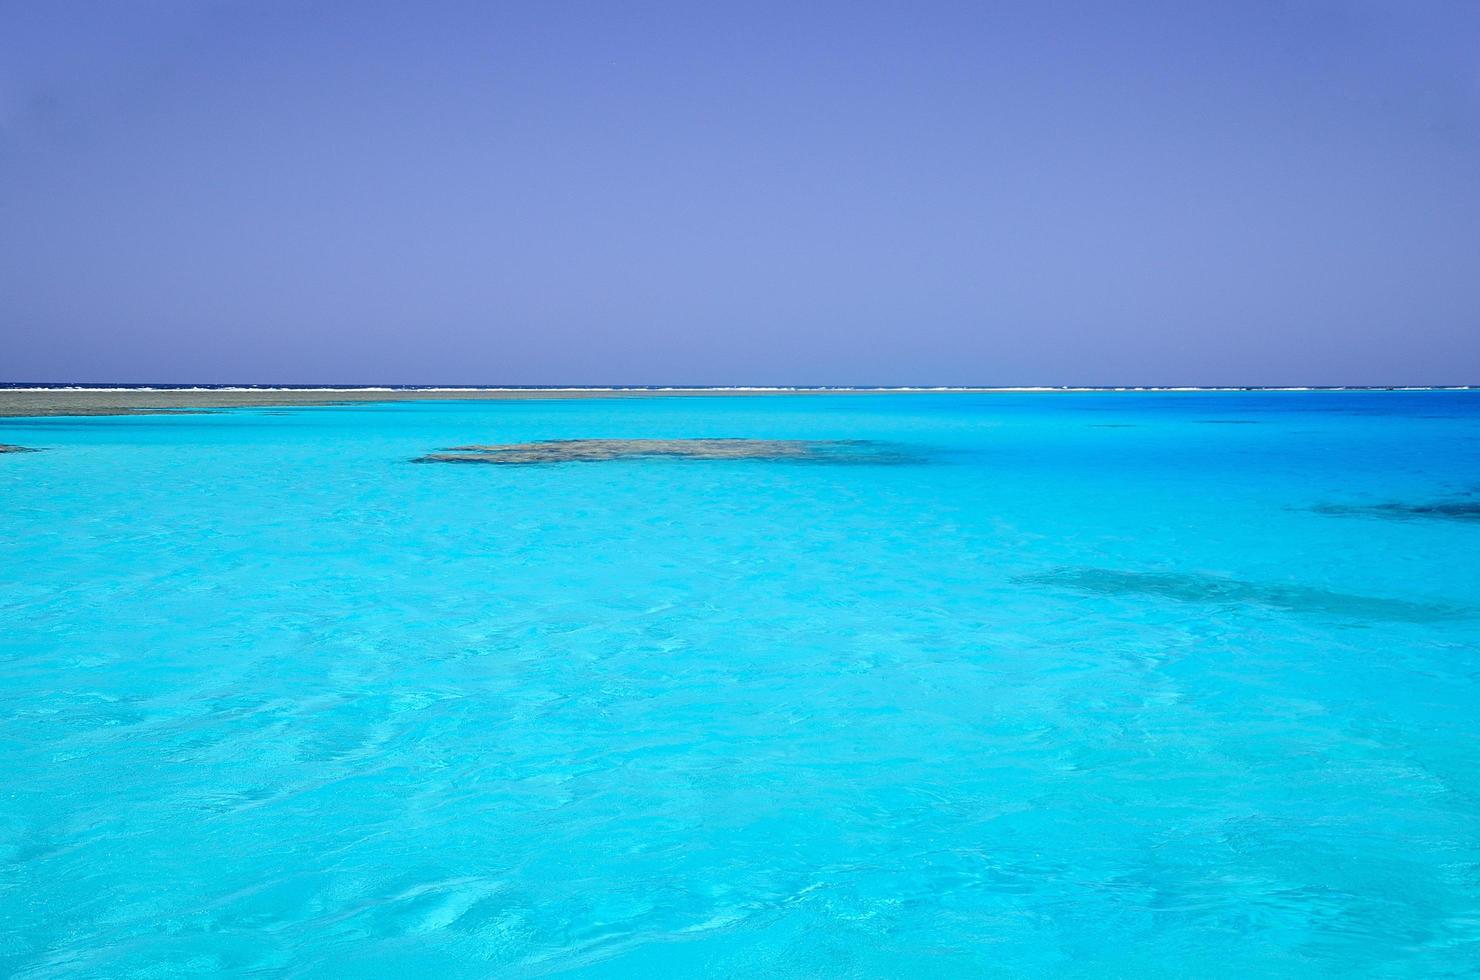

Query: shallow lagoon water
left=2, top=391, right=1479, bottom=976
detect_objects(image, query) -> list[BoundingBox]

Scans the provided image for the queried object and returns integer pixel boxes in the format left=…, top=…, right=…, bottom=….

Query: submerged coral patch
left=1313, top=500, right=1480, bottom=523
left=1015, top=567, right=1466, bottom=623
left=415, top=438, right=918, bottom=465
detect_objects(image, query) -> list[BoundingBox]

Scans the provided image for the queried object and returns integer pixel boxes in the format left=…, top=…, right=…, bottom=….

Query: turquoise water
left=2, top=391, right=1479, bottom=977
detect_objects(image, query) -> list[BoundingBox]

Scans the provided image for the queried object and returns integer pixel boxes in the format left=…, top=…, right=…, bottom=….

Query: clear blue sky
left=2, top=0, right=1477, bottom=385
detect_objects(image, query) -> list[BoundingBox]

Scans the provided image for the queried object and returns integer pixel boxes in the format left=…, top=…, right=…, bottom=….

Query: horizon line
left=2, top=383, right=1477, bottom=394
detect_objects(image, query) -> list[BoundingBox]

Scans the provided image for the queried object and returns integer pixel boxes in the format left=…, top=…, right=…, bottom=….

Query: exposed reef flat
left=1313, top=500, right=1480, bottom=523
left=416, top=438, right=917, bottom=465
left=1016, top=567, right=1466, bottom=623
left=0, top=444, right=38, bottom=453
left=0, top=388, right=963, bottom=418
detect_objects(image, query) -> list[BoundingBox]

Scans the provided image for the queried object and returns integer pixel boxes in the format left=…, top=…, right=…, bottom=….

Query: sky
left=2, top=0, right=1478, bottom=386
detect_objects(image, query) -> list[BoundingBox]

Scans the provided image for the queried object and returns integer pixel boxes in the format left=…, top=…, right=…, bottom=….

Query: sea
left=1, top=388, right=1478, bottom=976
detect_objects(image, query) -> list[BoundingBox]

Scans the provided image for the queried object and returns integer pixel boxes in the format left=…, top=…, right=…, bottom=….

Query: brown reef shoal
left=416, top=438, right=914, bottom=465
left=0, top=388, right=937, bottom=419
